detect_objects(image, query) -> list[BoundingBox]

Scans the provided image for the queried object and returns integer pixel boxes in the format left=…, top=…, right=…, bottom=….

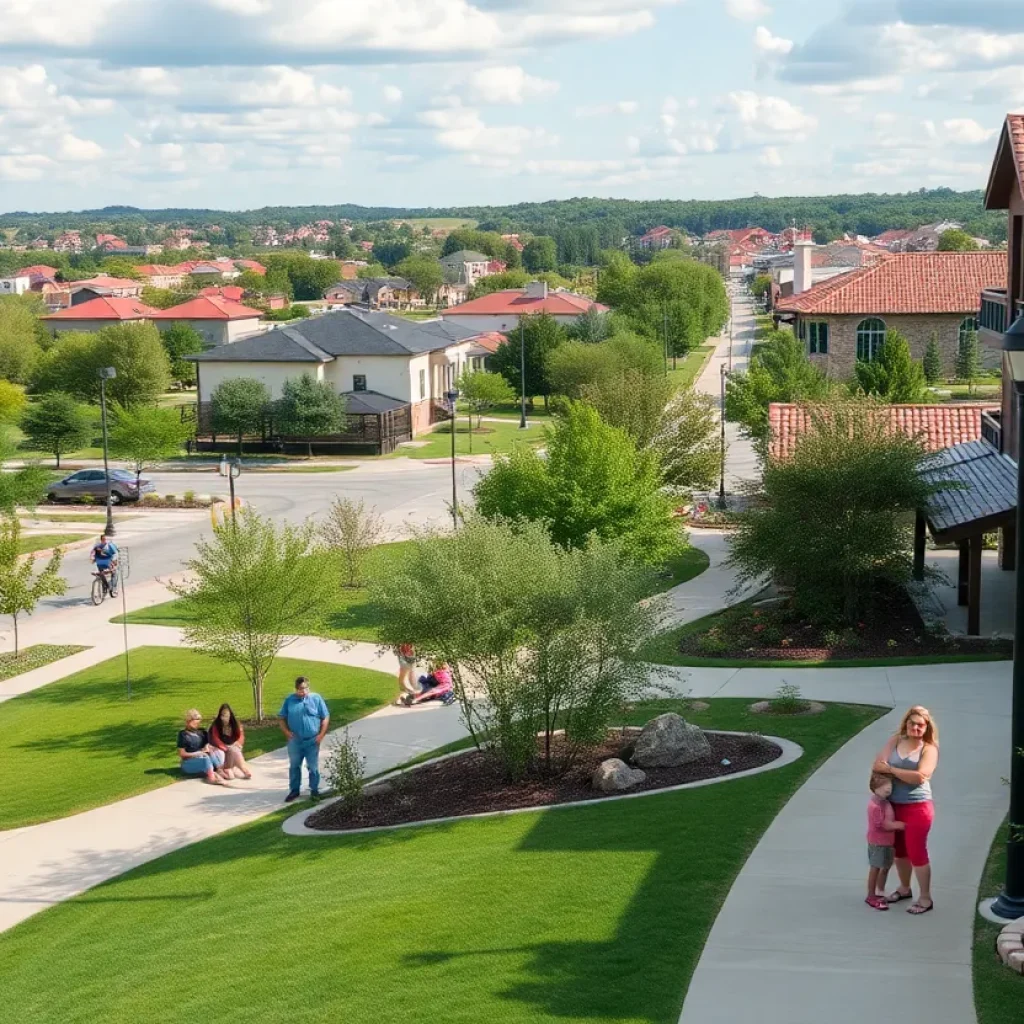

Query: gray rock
left=592, top=758, right=646, bottom=793
left=633, top=713, right=710, bottom=768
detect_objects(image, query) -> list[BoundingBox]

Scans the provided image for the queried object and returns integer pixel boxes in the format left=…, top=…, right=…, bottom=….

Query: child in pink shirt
left=866, top=772, right=905, bottom=910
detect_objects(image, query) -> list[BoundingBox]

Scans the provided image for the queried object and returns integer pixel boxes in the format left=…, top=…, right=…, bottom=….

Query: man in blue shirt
left=90, top=534, right=119, bottom=596
left=278, top=676, right=330, bottom=803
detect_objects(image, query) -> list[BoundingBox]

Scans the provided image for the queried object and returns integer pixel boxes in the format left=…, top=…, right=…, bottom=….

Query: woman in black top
left=177, top=709, right=229, bottom=784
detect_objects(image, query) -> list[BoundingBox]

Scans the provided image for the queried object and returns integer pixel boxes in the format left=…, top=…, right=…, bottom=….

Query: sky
left=1, top=0, right=1023, bottom=212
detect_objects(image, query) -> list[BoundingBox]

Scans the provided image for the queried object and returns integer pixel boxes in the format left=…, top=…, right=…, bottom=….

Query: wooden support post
left=968, top=534, right=983, bottom=636
left=958, top=541, right=970, bottom=606
left=913, top=512, right=926, bottom=582
left=1001, top=522, right=1017, bottom=571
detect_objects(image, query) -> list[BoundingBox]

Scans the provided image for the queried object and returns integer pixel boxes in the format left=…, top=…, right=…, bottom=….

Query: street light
left=97, top=367, right=117, bottom=537
left=446, top=388, right=460, bottom=529
left=718, top=364, right=728, bottom=509
left=987, top=322, right=1024, bottom=920
left=519, top=320, right=527, bottom=430
left=218, top=457, right=241, bottom=527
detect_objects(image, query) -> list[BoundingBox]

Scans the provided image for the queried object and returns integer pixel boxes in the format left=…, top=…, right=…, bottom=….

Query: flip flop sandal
left=907, top=902, right=934, bottom=915
left=865, top=896, right=889, bottom=911
left=887, top=889, right=914, bottom=904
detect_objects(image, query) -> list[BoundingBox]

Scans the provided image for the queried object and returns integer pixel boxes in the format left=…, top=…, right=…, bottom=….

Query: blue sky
left=0, top=0, right=1021, bottom=212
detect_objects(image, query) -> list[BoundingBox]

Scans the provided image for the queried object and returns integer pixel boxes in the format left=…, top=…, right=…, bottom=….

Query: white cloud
left=0, top=153, right=53, bottom=180
left=575, top=100, right=638, bottom=117
left=725, top=90, right=816, bottom=140
left=725, top=0, right=771, bottom=21
left=758, top=145, right=782, bottom=166
left=754, top=26, right=792, bottom=57
left=417, top=101, right=557, bottom=165
left=468, top=65, right=559, bottom=105
left=57, top=133, right=103, bottom=160
left=383, top=85, right=403, bottom=103
left=941, top=118, right=997, bottom=146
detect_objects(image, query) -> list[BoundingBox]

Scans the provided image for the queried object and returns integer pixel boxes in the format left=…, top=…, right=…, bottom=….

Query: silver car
left=47, top=469, right=155, bottom=504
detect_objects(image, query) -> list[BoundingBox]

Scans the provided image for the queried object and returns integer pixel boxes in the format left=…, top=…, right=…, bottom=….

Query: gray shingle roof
left=340, top=390, right=409, bottom=414
left=440, top=250, right=491, bottom=264
left=922, top=441, right=1017, bottom=538
left=191, top=308, right=479, bottom=363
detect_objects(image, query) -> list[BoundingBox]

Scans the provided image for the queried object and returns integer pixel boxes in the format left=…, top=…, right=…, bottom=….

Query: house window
left=419, top=369, right=426, bottom=401
left=856, top=318, right=886, bottom=362
left=807, top=321, right=829, bottom=354
left=353, top=374, right=367, bottom=392
left=959, top=316, right=979, bottom=346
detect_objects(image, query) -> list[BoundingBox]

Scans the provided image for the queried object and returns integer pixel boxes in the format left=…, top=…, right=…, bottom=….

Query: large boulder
left=592, top=758, right=646, bottom=793
left=632, top=713, right=710, bottom=768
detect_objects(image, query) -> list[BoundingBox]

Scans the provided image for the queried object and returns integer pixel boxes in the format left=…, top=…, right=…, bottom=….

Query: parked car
left=47, top=469, right=155, bottom=504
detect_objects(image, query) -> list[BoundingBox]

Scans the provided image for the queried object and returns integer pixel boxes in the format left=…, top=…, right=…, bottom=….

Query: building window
left=959, top=316, right=979, bottom=346
left=807, top=321, right=829, bottom=354
left=856, top=318, right=887, bottom=362
left=353, top=374, right=367, bottom=392
left=419, top=369, right=426, bottom=401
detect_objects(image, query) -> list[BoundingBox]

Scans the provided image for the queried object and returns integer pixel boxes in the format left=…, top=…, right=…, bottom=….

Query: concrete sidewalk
left=679, top=658, right=1010, bottom=1024
left=662, top=528, right=758, bottom=628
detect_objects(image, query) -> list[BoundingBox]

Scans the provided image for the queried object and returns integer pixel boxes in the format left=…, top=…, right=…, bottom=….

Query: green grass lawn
left=0, top=697, right=883, bottom=1024
left=460, top=397, right=554, bottom=421
left=118, top=539, right=709, bottom=643
left=667, top=344, right=715, bottom=390
left=0, top=647, right=395, bottom=830
left=17, top=532, right=90, bottom=555
left=22, top=513, right=125, bottom=524
left=973, top=819, right=1023, bottom=1024
left=391, top=419, right=547, bottom=459
left=0, top=644, right=87, bottom=681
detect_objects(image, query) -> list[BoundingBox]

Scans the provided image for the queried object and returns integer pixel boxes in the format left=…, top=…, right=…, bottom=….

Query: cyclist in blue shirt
left=91, top=534, right=119, bottom=596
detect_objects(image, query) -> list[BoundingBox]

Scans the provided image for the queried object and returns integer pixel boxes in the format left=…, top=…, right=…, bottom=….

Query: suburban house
left=638, top=226, right=675, bottom=250
left=94, top=234, right=126, bottom=250
left=189, top=308, right=486, bottom=443
left=435, top=280, right=470, bottom=308
left=42, top=296, right=161, bottom=333
left=440, top=250, right=495, bottom=285
left=322, top=278, right=421, bottom=310
left=0, top=274, right=29, bottom=296
left=69, top=276, right=145, bottom=304
left=501, top=234, right=525, bottom=252
left=18, top=266, right=71, bottom=308
left=187, top=260, right=241, bottom=283
left=152, top=295, right=265, bottom=346
left=136, top=264, right=188, bottom=289
left=52, top=230, right=83, bottom=253
left=441, top=281, right=608, bottom=332
left=338, top=260, right=367, bottom=280
left=774, top=243, right=1005, bottom=378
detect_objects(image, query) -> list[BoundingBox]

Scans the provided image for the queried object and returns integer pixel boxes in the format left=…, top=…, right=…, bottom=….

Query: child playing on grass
left=866, top=771, right=905, bottom=910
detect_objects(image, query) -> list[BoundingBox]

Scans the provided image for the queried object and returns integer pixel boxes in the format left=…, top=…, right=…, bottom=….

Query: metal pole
left=663, top=308, right=669, bottom=375
left=450, top=405, right=458, bottom=529
left=120, top=556, right=131, bottom=697
left=519, top=320, right=527, bottom=429
left=99, top=377, right=115, bottom=537
left=991, top=388, right=1024, bottom=918
left=228, top=466, right=237, bottom=528
left=718, top=364, right=727, bottom=508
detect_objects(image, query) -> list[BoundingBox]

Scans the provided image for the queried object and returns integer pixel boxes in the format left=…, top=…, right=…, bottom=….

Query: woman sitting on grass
left=177, top=709, right=230, bottom=785
left=209, top=703, right=253, bottom=780
left=402, top=661, right=456, bottom=706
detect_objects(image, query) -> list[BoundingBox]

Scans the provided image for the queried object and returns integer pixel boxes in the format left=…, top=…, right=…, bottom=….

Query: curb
left=281, top=731, right=804, bottom=838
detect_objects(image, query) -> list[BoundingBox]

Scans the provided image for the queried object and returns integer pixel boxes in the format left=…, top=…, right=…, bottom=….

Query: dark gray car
left=47, top=469, right=155, bottom=504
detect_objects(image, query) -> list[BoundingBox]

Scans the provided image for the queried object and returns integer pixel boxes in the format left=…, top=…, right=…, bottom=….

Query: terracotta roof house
left=69, top=275, right=145, bottom=304
left=42, top=296, right=160, bottom=333
left=136, top=264, right=189, bottom=289
left=200, top=285, right=245, bottom=303
left=440, top=281, right=608, bottom=331
left=152, top=295, right=265, bottom=346
left=18, top=264, right=60, bottom=278
left=639, top=226, right=675, bottom=250
left=233, top=259, right=266, bottom=275
left=774, top=250, right=1005, bottom=378
left=188, top=308, right=486, bottom=441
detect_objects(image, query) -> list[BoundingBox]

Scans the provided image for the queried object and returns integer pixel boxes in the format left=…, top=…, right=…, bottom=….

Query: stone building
left=774, top=245, right=1006, bottom=379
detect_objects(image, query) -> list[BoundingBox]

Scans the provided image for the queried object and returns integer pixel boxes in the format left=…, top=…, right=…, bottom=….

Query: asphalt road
left=41, top=459, right=487, bottom=610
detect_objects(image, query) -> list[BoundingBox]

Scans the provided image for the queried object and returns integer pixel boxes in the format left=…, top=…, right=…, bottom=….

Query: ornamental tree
left=855, top=329, right=926, bottom=403
left=210, top=377, right=270, bottom=457
left=456, top=369, right=515, bottom=427
left=275, top=373, right=346, bottom=456
left=109, top=403, right=194, bottom=488
left=0, top=515, right=67, bottom=655
left=21, top=392, right=94, bottom=468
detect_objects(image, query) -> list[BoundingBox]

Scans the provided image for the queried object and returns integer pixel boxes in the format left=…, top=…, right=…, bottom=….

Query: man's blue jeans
left=287, top=737, right=320, bottom=795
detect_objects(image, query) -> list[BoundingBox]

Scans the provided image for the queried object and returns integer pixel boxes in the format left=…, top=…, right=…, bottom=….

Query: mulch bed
left=681, top=585, right=1013, bottom=662
left=306, top=731, right=782, bottom=832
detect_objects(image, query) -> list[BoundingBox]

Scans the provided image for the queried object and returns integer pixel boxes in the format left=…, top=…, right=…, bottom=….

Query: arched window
left=856, top=318, right=887, bottom=362
left=959, top=316, right=979, bottom=346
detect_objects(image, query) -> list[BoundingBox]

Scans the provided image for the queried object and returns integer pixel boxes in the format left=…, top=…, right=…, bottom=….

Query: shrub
left=320, top=497, right=385, bottom=588
left=768, top=682, right=810, bottom=715
left=183, top=490, right=196, bottom=503
left=854, top=329, right=926, bottom=403
left=697, top=633, right=728, bottom=655
left=323, top=729, right=366, bottom=816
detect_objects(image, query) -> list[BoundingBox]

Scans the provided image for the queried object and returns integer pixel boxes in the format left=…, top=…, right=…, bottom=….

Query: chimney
left=793, top=241, right=814, bottom=296
left=525, top=280, right=548, bottom=300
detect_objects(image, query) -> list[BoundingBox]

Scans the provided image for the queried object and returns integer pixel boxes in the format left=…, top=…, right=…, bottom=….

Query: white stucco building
left=190, top=308, right=485, bottom=435
left=0, top=275, right=30, bottom=296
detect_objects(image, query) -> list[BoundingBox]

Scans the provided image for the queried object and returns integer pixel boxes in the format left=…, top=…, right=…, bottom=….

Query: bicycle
left=91, top=567, right=118, bottom=605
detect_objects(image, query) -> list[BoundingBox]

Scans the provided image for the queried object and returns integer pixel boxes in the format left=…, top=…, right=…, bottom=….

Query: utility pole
left=98, top=367, right=117, bottom=537
left=519, top=320, right=527, bottom=429
left=663, top=308, right=669, bottom=376
left=718, top=364, right=727, bottom=509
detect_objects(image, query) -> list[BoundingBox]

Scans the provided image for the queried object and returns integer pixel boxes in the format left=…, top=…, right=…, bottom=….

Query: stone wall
left=801, top=312, right=993, bottom=379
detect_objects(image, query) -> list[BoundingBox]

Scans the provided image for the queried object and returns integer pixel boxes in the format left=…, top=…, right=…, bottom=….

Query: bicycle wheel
left=91, top=577, right=105, bottom=606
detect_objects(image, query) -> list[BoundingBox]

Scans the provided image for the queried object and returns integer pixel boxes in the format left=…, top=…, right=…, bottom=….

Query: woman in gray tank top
left=872, top=705, right=938, bottom=915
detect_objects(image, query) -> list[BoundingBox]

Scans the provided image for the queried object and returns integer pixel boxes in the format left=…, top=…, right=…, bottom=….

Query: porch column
left=1001, top=522, right=1017, bottom=571
left=913, top=511, right=926, bottom=582
left=958, top=541, right=969, bottom=606
left=968, top=534, right=983, bottom=636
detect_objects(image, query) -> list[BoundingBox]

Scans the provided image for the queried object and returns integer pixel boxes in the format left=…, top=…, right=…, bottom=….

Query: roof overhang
left=984, top=116, right=1019, bottom=211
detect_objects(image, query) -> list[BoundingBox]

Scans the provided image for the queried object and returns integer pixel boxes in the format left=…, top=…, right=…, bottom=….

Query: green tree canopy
left=491, top=312, right=567, bottom=406
left=21, top=392, right=94, bottom=467
left=0, top=515, right=66, bottom=655
left=456, top=369, right=515, bottom=426
left=275, top=374, right=346, bottom=455
left=160, top=322, right=206, bottom=386
left=0, top=296, right=44, bottom=384
left=473, top=401, right=678, bottom=565
left=936, top=228, right=979, bottom=251
left=522, top=236, right=558, bottom=272
left=211, top=377, right=270, bottom=456
left=393, top=255, right=444, bottom=303
left=923, top=333, right=943, bottom=384
left=955, top=329, right=981, bottom=394
left=854, top=329, right=927, bottom=403
left=109, top=404, right=193, bottom=485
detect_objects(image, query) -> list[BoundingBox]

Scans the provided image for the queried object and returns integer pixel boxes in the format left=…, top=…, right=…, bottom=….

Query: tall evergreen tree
left=955, top=330, right=980, bottom=394
left=922, top=333, right=943, bottom=385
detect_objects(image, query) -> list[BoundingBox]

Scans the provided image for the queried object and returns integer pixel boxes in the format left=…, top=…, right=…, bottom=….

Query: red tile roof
left=136, top=264, right=186, bottom=277
left=872, top=229, right=914, bottom=244
left=42, top=297, right=160, bottom=321
left=768, top=402, right=997, bottom=460
left=199, top=285, right=245, bottom=302
left=152, top=295, right=263, bottom=320
left=442, top=289, right=608, bottom=317
left=70, top=275, right=142, bottom=290
left=774, top=252, right=1006, bottom=316
left=469, top=332, right=506, bottom=354
left=234, top=259, right=266, bottom=275
left=16, top=264, right=59, bottom=278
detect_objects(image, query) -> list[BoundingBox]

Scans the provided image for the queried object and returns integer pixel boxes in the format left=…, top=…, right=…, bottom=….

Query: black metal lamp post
left=519, top=320, right=527, bottom=429
left=718, top=363, right=728, bottom=508
left=446, top=388, right=460, bottom=529
left=98, top=367, right=117, bottom=537
left=990, top=324, right=1024, bottom=919
left=218, top=457, right=241, bottom=527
